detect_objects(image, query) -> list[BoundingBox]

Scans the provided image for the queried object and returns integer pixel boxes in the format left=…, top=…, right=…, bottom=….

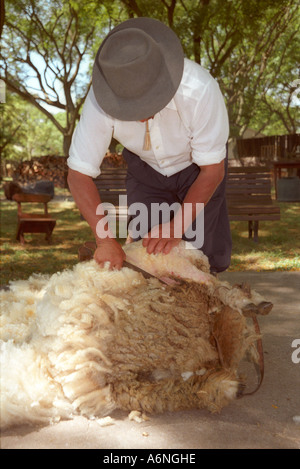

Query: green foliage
left=118, top=0, right=300, bottom=136
left=1, top=0, right=114, bottom=155
left=1, top=0, right=299, bottom=157
left=1, top=93, right=63, bottom=160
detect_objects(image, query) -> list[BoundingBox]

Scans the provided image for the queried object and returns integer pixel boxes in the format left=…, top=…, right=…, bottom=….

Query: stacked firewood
left=13, top=153, right=127, bottom=188
left=14, top=155, right=67, bottom=188
left=101, top=151, right=127, bottom=168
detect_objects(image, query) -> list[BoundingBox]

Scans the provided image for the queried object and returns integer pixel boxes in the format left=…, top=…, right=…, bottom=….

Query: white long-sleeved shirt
left=67, top=58, right=229, bottom=178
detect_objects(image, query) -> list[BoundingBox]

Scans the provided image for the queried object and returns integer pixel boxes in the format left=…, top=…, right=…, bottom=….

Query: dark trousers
left=123, top=148, right=232, bottom=273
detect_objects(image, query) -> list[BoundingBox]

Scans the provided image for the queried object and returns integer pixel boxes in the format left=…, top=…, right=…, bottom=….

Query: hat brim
left=92, top=17, right=184, bottom=121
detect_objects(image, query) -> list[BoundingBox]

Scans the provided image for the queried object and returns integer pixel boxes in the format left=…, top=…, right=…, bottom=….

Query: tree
left=118, top=0, right=299, bottom=137
left=1, top=93, right=64, bottom=161
left=0, top=0, right=4, bottom=39
left=1, top=0, right=113, bottom=156
left=1, top=0, right=298, bottom=165
left=215, top=0, right=300, bottom=137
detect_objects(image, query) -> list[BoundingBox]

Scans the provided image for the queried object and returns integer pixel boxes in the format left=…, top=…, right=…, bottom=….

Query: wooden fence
left=236, top=134, right=300, bottom=162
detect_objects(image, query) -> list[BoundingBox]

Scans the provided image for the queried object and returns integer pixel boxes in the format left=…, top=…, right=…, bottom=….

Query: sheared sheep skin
left=0, top=241, right=266, bottom=429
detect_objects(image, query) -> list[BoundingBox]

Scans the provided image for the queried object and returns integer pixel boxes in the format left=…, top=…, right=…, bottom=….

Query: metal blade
left=123, top=260, right=167, bottom=284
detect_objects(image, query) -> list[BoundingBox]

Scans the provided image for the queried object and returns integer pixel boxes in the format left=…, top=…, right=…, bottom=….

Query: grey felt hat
left=92, top=17, right=184, bottom=121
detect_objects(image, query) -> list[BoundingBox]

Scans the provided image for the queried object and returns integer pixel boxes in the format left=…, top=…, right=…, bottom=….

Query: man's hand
left=94, top=238, right=126, bottom=270
left=142, top=161, right=225, bottom=256
left=142, top=222, right=181, bottom=255
left=67, top=169, right=126, bottom=269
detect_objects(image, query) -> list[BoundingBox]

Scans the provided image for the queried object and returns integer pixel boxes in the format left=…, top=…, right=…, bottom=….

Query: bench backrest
left=94, top=166, right=275, bottom=205
left=12, top=193, right=53, bottom=204
left=93, top=168, right=127, bottom=204
left=12, top=193, right=53, bottom=217
left=226, top=167, right=272, bottom=200
left=93, top=168, right=127, bottom=189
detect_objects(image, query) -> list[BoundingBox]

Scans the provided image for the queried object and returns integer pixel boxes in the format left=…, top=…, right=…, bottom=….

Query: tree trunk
left=63, top=133, right=73, bottom=189
left=63, top=133, right=72, bottom=157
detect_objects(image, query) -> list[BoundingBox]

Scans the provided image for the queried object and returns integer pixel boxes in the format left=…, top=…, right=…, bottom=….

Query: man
left=67, top=17, right=232, bottom=273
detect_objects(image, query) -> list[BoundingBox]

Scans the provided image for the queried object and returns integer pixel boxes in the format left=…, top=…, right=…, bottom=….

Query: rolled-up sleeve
left=67, top=87, right=113, bottom=178
left=190, top=78, right=229, bottom=166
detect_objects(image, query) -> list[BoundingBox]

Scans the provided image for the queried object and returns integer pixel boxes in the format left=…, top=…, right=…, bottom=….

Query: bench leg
left=45, top=227, right=53, bottom=244
left=253, top=221, right=259, bottom=243
left=248, top=221, right=253, bottom=239
left=248, top=221, right=259, bottom=242
left=45, top=233, right=52, bottom=243
left=16, top=225, right=25, bottom=244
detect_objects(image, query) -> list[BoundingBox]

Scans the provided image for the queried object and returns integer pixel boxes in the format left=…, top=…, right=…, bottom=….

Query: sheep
left=0, top=240, right=271, bottom=429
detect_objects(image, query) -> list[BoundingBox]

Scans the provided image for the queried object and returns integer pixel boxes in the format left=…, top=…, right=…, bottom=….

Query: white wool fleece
left=0, top=240, right=268, bottom=429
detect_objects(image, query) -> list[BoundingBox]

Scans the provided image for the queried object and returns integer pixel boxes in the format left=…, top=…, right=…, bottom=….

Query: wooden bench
left=93, top=168, right=127, bottom=205
left=226, top=167, right=281, bottom=242
left=93, top=166, right=280, bottom=243
left=12, top=193, right=56, bottom=244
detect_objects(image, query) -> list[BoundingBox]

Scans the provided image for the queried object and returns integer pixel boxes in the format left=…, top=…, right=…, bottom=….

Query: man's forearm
left=68, top=168, right=126, bottom=268
left=171, top=161, right=225, bottom=236
left=67, top=168, right=112, bottom=243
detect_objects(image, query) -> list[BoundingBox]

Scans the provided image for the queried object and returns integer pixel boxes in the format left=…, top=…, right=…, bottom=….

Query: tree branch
left=0, top=124, right=21, bottom=153
left=119, top=0, right=143, bottom=17
left=161, top=0, right=177, bottom=27
left=5, top=79, right=65, bottom=134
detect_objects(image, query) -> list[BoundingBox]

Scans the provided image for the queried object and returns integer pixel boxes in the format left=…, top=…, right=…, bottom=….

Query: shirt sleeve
left=190, top=78, right=229, bottom=166
left=67, top=87, right=113, bottom=178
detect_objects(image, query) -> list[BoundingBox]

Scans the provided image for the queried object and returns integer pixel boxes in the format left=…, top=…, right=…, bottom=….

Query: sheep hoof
left=237, top=382, right=246, bottom=398
left=242, top=303, right=259, bottom=317
left=257, top=301, right=273, bottom=315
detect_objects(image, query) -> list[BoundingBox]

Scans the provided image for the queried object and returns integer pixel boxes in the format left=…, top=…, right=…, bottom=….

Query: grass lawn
left=228, top=201, right=300, bottom=271
left=0, top=196, right=98, bottom=285
left=0, top=191, right=299, bottom=285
